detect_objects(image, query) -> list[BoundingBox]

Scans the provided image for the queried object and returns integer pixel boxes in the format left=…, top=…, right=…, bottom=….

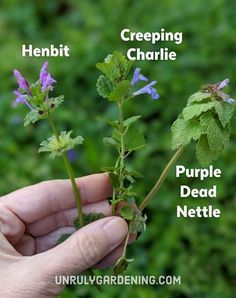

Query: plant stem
left=139, top=145, right=185, bottom=211
left=121, top=230, right=131, bottom=258
left=112, top=101, right=125, bottom=215
left=47, top=113, right=84, bottom=227
left=47, top=114, right=103, bottom=291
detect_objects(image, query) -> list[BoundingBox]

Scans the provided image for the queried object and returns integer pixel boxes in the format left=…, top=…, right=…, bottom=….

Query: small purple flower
left=13, top=69, right=30, bottom=93
left=13, top=91, right=34, bottom=110
left=67, top=149, right=77, bottom=162
left=40, top=61, right=56, bottom=92
left=227, top=98, right=235, bottom=104
left=217, top=79, right=229, bottom=90
left=131, top=68, right=148, bottom=86
left=133, top=81, right=160, bottom=100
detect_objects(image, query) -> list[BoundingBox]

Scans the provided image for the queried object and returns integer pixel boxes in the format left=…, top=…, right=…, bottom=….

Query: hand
left=0, top=174, right=128, bottom=297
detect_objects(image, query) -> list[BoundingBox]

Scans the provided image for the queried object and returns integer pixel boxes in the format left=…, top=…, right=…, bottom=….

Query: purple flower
left=227, top=98, right=235, bottom=104
left=40, top=61, right=56, bottom=92
left=67, top=149, right=77, bottom=162
left=217, top=79, right=229, bottom=90
left=13, top=91, right=34, bottom=110
left=131, top=68, right=148, bottom=86
left=133, top=81, right=160, bottom=100
left=13, top=69, right=30, bottom=93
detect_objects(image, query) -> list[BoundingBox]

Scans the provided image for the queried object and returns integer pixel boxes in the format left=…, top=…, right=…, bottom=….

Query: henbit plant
left=13, top=54, right=235, bottom=279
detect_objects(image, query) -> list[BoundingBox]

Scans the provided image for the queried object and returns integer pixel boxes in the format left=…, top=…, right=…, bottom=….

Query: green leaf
left=108, top=172, right=119, bottom=188
left=196, top=135, right=214, bottom=166
left=113, top=256, right=134, bottom=275
left=96, top=61, right=120, bottom=82
left=129, top=211, right=147, bottom=233
left=107, top=120, right=119, bottom=129
left=74, top=213, right=104, bottom=229
left=108, top=80, right=131, bottom=101
left=183, top=102, right=215, bottom=121
left=101, top=166, right=117, bottom=172
left=171, top=116, right=201, bottom=150
left=96, top=75, right=113, bottom=99
left=124, top=127, right=146, bottom=152
left=199, top=112, right=224, bottom=152
left=50, top=95, right=64, bottom=111
left=222, top=124, right=230, bottom=142
left=188, top=92, right=212, bottom=104
left=123, top=115, right=141, bottom=127
left=103, top=137, right=118, bottom=147
left=39, top=131, right=84, bottom=158
left=96, top=52, right=133, bottom=85
left=57, top=233, right=72, bottom=244
left=119, top=206, right=134, bottom=220
left=112, top=51, right=133, bottom=79
left=214, top=101, right=234, bottom=128
left=24, top=110, right=42, bottom=126
left=125, top=169, right=143, bottom=179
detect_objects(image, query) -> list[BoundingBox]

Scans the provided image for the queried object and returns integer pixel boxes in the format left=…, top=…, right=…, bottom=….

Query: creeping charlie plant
left=13, top=53, right=235, bottom=284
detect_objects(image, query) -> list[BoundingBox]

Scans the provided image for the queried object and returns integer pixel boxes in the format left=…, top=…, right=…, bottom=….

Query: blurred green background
left=0, top=0, right=236, bottom=297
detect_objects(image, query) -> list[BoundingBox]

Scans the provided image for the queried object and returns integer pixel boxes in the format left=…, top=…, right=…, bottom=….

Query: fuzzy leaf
left=129, top=211, right=147, bottom=233
left=103, top=137, right=118, bottom=147
left=119, top=206, right=134, bottom=220
left=188, top=92, right=212, bottom=104
left=214, top=101, right=234, bottom=128
left=96, top=61, right=120, bottom=82
left=50, top=96, right=64, bottom=111
left=199, top=112, right=224, bottom=152
left=123, top=115, right=141, bottom=127
left=24, top=110, right=43, bottom=126
left=112, top=51, right=133, bottom=79
left=183, top=102, right=215, bottom=121
left=96, top=75, right=113, bottom=99
left=196, top=135, right=215, bottom=166
left=39, top=131, right=84, bottom=158
left=108, top=80, right=131, bottom=101
left=171, top=116, right=201, bottom=150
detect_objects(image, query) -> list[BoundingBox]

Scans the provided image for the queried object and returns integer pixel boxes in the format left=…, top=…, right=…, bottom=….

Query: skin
left=0, top=173, right=133, bottom=297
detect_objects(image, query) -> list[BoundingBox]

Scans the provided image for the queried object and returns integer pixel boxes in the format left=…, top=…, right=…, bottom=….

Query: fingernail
left=102, top=217, right=128, bottom=249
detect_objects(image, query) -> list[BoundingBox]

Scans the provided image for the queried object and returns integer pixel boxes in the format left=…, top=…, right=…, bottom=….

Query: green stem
left=119, top=102, right=125, bottom=188
left=121, top=230, right=131, bottom=258
left=47, top=113, right=84, bottom=227
left=112, top=101, right=125, bottom=215
left=47, top=113, right=102, bottom=291
left=139, top=145, right=185, bottom=211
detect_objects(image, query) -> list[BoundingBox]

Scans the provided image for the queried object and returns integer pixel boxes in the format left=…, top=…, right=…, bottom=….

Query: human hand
left=0, top=174, right=128, bottom=297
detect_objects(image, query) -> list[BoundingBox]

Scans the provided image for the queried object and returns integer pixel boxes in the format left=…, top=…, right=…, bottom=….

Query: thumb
left=35, top=216, right=128, bottom=276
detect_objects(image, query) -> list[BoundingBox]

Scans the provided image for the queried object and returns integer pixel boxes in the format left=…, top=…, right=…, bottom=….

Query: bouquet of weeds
left=13, top=52, right=235, bottom=280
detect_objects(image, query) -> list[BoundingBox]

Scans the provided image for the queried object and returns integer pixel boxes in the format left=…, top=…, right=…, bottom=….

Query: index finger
left=0, top=173, right=112, bottom=223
